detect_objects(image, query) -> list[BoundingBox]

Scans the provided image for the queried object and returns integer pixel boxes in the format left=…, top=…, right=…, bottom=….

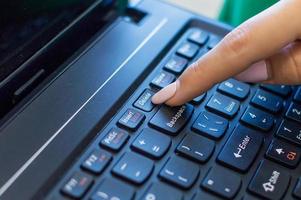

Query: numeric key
left=201, top=166, right=241, bottom=199
left=251, top=89, right=283, bottom=113
left=286, top=103, right=301, bottom=123
left=240, top=107, right=274, bottom=131
left=276, top=120, right=301, bottom=146
left=206, top=93, right=240, bottom=118
left=260, top=84, right=291, bottom=97
left=218, top=78, right=250, bottom=100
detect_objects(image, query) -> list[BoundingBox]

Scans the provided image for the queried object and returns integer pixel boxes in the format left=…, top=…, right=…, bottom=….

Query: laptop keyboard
left=48, top=27, right=301, bottom=200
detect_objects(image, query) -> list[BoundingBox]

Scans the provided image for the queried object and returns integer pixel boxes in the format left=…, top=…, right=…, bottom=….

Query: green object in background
left=219, top=0, right=278, bottom=26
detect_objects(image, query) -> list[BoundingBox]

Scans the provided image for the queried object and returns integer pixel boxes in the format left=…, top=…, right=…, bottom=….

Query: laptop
left=0, top=0, right=300, bottom=199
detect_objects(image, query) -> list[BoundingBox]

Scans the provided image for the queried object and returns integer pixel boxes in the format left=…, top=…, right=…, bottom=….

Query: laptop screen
left=0, top=0, right=115, bottom=83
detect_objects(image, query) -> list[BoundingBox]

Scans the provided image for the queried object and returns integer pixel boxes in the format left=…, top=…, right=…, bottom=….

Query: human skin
left=152, top=0, right=301, bottom=106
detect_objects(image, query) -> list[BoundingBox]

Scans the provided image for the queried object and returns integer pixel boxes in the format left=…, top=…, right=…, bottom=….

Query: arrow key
left=266, top=139, right=301, bottom=168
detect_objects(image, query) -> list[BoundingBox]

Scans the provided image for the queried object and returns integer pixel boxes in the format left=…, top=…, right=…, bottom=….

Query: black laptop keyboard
left=49, top=27, right=301, bottom=200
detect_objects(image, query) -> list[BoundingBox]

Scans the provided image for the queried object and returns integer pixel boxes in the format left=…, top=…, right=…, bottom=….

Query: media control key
left=131, top=128, right=171, bottom=159
left=112, top=152, right=154, bottom=184
left=91, top=178, right=134, bottom=200
left=266, top=139, right=301, bottom=168
left=206, top=93, right=240, bottom=118
left=201, top=166, right=242, bottom=199
left=177, top=133, right=215, bottom=163
left=159, top=156, right=199, bottom=189
left=118, top=108, right=145, bottom=131
left=140, top=182, right=183, bottom=200
left=149, top=104, right=194, bottom=136
left=192, top=111, right=228, bottom=140
left=134, top=89, right=155, bottom=112
left=217, top=125, right=263, bottom=172
left=248, top=160, right=290, bottom=200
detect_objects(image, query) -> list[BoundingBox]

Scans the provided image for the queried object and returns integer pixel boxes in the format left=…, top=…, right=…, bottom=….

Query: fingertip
left=151, top=81, right=177, bottom=105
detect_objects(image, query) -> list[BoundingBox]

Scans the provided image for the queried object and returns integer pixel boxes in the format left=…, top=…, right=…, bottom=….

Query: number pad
left=251, top=89, right=283, bottom=113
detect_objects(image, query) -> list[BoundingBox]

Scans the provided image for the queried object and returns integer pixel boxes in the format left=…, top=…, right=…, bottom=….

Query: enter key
left=217, top=125, right=263, bottom=172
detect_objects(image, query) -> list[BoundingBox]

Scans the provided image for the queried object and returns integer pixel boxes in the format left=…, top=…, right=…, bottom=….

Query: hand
left=152, top=0, right=301, bottom=106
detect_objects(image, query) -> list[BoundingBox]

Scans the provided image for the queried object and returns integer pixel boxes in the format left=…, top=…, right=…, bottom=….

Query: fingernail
left=151, top=81, right=177, bottom=104
left=236, top=60, right=268, bottom=82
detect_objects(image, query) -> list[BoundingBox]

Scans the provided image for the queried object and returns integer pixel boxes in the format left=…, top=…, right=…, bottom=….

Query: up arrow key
left=217, top=125, right=263, bottom=172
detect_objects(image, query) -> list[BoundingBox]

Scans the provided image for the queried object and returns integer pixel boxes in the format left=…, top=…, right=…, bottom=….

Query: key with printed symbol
left=201, top=166, right=242, bottom=199
left=260, top=84, right=291, bottom=97
left=276, top=120, right=301, bottom=146
left=286, top=103, right=301, bottom=123
left=218, top=78, right=250, bottom=100
left=266, top=139, right=301, bottom=168
left=159, top=156, right=199, bottom=189
left=164, top=55, right=188, bottom=74
left=176, top=133, right=215, bottom=163
left=192, top=111, right=228, bottom=140
left=112, top=152, right=154, bottom=184
left=176, top=41, right=199, bottom=59
left=140, top=182, right=183, bottom=200
left=91, top=178, right=134, bottom=200
left=81, top=149, right=112, bottom=174
left=118, top=108, right=145, bottom=131
left=187, top=28, right=209, bottom=46
left=100, top=128, right=129, bottom=151
left=133, top=89, right=155, bottom=112
left=248, top=160, right=290, bottom=200
left=206, top=93, right=240, bottom=118
left=294, top=87, right=301, bottom=103
left=150, top=71, right=175, bottom=89
left=61, top=171, right=93, bottom=199
left=131, top=128, right=171, bottom=159
left=240, top=106, right=274, bottom=131
left=217, top=125, right=263, bottom=172
left=251, top=89, right=283, bottom=113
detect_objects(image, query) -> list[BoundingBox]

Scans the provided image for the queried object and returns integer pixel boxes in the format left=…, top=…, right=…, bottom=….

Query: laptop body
left=0, top=0, right=300, bottom=199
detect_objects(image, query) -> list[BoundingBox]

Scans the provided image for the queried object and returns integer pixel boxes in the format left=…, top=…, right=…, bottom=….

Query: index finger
left=152, top=0, right=301, bottom=106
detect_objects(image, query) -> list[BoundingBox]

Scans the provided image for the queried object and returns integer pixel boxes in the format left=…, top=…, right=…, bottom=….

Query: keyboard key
left=251, top=89, right=283, bottom=113
left=191, top=93, right=206, bottom=105
left=159, top=156, right=199, bottom=189
left=260, top=84, right=291, bottom=97
left=61, top=171, right=93, bottom=199
left=218, top=78, right=250, bottom=100
left=91, top=178, right=134, bottom=200
left=276, top=120, right=301, bottom=146
left=217, top=125, right=263, bottom=172
left=192, top=111, right=228, bottom=140
left=193, top=191, right=223, bottom=200
left=100, top=128, right=129, bottom=151
left=118, top=108, right=145, bottom=131
left=133, top=89, right=155, bottom=112
left=177, top=133, right=215, bottom=163
left=112, top=152, right=154, bottom=184
left=286, top=103, right=301, bottom=123
left=240, top=107, right=274, bottom=131
left=164, top=55, right=188, bottom=74
left=140, top=182, right=183, bottom=200
left=248, top=160, right=290, bottom=200
left=81, top=149, right=112, bottom=174
left=294, top=87, right=301, bottom=103
left=207, top=35, right=221, bottom=49
left=150, top=71, right=175, bottom=89
left=187, top=29, right=209, bottom=46
left=201, top=166, right=241, bottom=199
left=206, top=93, right=240, bottom=118
left=131, top=128, right=171, bottom=159
left=243, top=194, right=262, bottom=200
left=266, top=139, right=301, bottom=168
left=176, top=41, right=199, bottom=59
left=293, top=178, right=301, bottom=199
left=149, top=104, right=194, bottom=136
